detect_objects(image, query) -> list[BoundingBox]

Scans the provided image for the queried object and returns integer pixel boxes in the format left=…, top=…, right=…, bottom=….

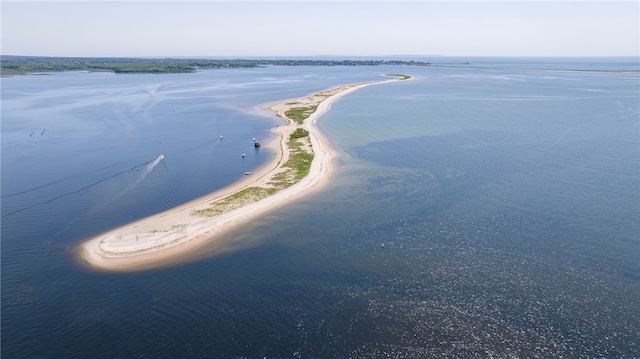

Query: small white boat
left=219, top=135, right=224, bottom=139
left=244, top=172, right=251, bottom=175
left=241, top=153, right=245, bottom=157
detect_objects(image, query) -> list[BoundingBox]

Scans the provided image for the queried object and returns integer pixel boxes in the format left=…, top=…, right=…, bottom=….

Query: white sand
left=80, top=75, right=407, bottom=271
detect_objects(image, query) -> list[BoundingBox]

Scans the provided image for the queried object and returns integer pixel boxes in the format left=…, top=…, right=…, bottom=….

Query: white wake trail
left=137, top=154, right=164, bottom=183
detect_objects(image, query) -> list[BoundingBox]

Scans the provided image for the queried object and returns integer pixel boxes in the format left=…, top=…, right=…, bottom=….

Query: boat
left=244, top=172, right=251, bottom=175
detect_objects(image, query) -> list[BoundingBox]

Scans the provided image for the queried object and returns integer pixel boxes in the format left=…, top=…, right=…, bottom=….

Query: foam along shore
left=80, top=74, right=411, bottom=271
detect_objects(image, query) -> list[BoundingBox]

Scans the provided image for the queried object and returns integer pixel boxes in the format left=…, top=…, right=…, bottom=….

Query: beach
left=80, top=75, right=406, bottom=271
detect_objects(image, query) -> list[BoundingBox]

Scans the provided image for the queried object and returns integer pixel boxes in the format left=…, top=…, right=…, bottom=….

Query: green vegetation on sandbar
left=284, top=132, right=313, bottom=180
left=285, top=106, right=318, bottom=124
left=386, top=73, right=412, bottom=80
left=192, top=187, right=278, bottom=217
left=192, top=128, right=314, bottom=217
left=290, top=128, right=310, bottom=139
left=284, top=151, right=313, bottom=181
left=268, top=131, right=314, bottom=189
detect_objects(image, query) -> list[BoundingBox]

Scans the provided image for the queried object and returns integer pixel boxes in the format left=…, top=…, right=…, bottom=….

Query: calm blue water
left=424, top=56, right=640, bottom=71
left=2, top=60, right=639, bottom=358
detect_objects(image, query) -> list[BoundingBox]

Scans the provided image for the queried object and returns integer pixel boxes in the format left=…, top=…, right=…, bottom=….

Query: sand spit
left=80, top=74, right=409, bottom=271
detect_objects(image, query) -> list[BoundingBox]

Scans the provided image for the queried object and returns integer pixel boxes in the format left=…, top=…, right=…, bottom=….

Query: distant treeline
left=0, top=56, right=430, bottom=75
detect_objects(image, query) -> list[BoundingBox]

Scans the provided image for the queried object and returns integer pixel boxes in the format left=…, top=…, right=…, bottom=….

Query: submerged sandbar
left=80, top=74, right=410, bottom=271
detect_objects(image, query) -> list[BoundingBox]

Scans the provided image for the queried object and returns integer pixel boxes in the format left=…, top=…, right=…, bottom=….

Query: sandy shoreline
left=80, top=75, right=407, bottom=271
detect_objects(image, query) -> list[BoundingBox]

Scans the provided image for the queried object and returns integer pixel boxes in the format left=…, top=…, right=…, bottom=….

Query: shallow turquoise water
left=2, top=62, right=639, bottom=358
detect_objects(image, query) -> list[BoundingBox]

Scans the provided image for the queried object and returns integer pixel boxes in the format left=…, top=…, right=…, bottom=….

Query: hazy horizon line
left=2, top=54, right=639, bottom=59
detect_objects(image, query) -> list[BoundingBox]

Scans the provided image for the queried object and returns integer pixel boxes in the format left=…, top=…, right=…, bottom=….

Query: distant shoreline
left=79, top=74, right=411, bottom=271
left=3, top=55, right=637, bottom=77
left=421, top=63, right=640, bottom=73
left=0, top=55, right=428, bottom=76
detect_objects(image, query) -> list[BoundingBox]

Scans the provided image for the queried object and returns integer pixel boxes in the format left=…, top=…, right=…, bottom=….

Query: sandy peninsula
left=80, top=74, right=410, bottom=271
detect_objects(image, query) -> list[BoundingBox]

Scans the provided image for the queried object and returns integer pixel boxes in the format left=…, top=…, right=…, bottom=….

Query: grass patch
left=284, top=151, right=313, bottom=181
left=268, top=170, right=295, bottom=189
left=290, top=127, right=309, bottom=139
left=285, top=105, right=318, bottom=124
left=284, top=132, right=313, bottom=181
left=192, top=187, right=278, bottom=217
left=287, top=136, right=304, bottom=151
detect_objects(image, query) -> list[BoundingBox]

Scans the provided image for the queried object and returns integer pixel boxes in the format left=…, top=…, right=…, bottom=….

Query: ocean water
left=424, top=56, right=640, bottom=71
left=2, top=61, right=639, bottom=358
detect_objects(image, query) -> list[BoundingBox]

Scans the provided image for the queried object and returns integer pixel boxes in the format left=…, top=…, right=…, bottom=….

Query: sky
left=1, top=1, right=638, bottom=58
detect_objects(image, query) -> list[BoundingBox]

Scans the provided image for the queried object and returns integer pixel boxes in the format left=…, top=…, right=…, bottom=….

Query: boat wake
left=137, top=154, right=164, bottom=184
left=2, top=155, right=166, bottom=218
left=112, top=154, right=166, bottom=202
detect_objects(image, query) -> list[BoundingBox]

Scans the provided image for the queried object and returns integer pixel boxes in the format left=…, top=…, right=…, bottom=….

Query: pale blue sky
left=1, top=1, right=638, bottom=57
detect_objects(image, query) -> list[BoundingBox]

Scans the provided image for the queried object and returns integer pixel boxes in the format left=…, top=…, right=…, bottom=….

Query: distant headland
left=0, top=55, right=430, bottom=76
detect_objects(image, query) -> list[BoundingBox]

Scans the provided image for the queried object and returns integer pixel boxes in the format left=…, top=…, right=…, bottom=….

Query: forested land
left=1, top=56, right=429, bottom=75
